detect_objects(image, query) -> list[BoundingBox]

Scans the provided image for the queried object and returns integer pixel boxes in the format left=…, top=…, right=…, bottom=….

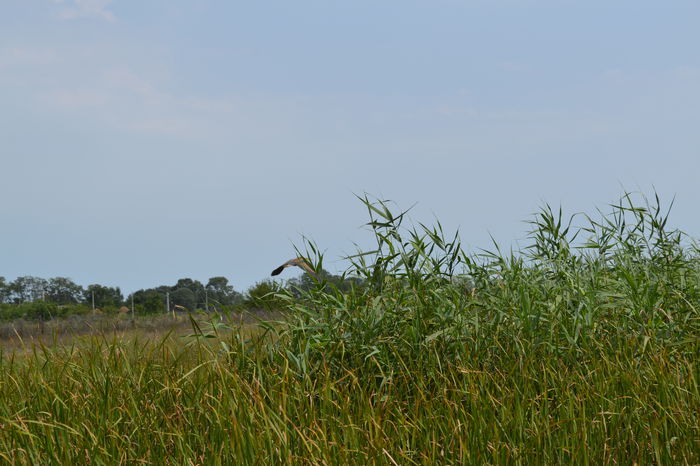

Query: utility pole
left=91, top=291, right=95, bottom=311
left=205, top=289, right=209, bottom=312
left=166, top=292, right=170, bottom=315
left=131, top=294, right=135, bottom=318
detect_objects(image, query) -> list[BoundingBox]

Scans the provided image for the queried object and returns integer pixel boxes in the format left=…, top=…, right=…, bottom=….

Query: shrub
left=21, top=301, right=59, bottom=321
left=243, top=280, right=288, bottom=311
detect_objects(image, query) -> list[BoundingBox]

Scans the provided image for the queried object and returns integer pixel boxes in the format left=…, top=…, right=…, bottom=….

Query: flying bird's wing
left=271, top=257, right=316, bottom=277
left=294, top=258, right=316, bottom=277
left=270, top=264, right=287, bottom=276
left=271, top=258, right=296, bottom=276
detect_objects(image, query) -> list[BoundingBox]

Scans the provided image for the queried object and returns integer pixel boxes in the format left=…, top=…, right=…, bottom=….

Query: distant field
left=0, top=195, right=698, bottom=464
left=0, top=311, right=276, bottom=356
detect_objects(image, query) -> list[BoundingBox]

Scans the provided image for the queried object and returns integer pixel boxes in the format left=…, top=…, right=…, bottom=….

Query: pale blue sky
left=1, top=1, right=699, bottom=294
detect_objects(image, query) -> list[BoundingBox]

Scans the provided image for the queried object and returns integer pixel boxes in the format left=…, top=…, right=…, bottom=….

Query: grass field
left=0, top=193, right=698, bottom=464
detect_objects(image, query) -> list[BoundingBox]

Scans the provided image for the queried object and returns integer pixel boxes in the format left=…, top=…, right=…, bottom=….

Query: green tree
left=10, top=276, right=48, bottom=303
left=140, top=292, right=163, bottom=314
left=206, top=276, right=242, bottom=306
left=170, top=287, right=196, bottom=311
left=84, top=284, right=124, bottom=308
left=46, top=277, right=84, bottom=304
left=173, top=278, right=206, bottom=309
left=0, top=277, right=8, bottom=303
left=130, top=289, right=164, bottom=313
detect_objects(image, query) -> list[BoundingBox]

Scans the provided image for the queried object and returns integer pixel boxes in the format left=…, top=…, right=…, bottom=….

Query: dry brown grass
left=0, top=310, right=281, bottom=356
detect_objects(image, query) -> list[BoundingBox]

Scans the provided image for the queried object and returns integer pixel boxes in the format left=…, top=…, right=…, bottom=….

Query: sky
left=1, top=0, right=699, bottom=295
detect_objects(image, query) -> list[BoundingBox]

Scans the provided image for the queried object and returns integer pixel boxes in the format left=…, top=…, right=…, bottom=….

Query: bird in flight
left=271, top=257, right=316, bottom=278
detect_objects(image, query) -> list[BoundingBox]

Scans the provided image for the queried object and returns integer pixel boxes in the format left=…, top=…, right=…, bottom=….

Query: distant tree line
left=129, top=276, right=244, bottom=313
left=0, top=276, right=120, bottom=306
left=0, top=275, right=240, bottom=312
left=0, top=270, right=359, bottom=320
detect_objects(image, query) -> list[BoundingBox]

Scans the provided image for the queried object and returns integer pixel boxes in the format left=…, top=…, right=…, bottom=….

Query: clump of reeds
left=280, top=193, right=699, bottom=372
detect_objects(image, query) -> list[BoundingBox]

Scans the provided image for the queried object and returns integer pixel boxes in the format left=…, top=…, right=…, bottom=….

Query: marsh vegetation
left=0, top=193, right=698, bottom=464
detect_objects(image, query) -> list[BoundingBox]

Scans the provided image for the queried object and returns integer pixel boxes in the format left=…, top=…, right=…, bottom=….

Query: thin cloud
left=0, top=46, right=58, bottom=68
left=53, top=0, right=116, bottom=22
left=42, top=89, right=109, bottom=108
left=34, top=64, right=237, bottom=139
